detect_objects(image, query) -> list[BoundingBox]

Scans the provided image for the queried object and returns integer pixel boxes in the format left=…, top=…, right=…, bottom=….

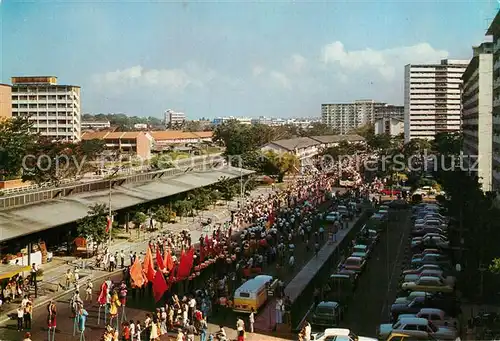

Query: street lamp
left=108, top=168, right=120, bottom=245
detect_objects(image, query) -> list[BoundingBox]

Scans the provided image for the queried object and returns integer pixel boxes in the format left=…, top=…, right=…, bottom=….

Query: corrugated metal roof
left=310, top=134, right=365, bottom=143
left=268, top=137, right=320, bottom=151
left=0, top=167, right=254, bottom=242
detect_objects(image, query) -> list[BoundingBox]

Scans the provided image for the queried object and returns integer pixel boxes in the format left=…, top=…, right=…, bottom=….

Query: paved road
left=0, top=193, right=347, bottom=341
left=339, top=208, right=411, bottom=337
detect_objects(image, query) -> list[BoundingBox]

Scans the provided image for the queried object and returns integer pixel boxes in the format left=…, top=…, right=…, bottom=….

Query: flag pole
left=108, top=178, right=113, bottom=245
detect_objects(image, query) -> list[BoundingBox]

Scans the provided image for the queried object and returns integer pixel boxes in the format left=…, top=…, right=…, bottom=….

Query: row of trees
left=0, top=116, right=106, bottom=184
left=76, top=176, right=250, bottom=252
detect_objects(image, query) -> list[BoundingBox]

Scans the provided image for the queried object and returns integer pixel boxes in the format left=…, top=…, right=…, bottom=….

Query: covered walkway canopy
left=0, top=167, right=254, bottom=243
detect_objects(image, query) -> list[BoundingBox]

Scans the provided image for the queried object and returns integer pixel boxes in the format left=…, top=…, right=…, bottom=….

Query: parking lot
left=339, top=208, right=412, bottom=336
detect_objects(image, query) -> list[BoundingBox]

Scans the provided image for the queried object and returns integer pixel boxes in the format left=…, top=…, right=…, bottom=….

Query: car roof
left=419, top=276, right=441, bottom=281
left=398, top=317, right=429, bottom=325
left=346, top=256, right=362, bottom=261
left=330, top=274, right=350, bottom=279
left=324, top=328, right=351, bottom=336
left=419, top=308, right=444, bottom=315
left=354, top=244, right=368, bottom=248
left=318, top=301, right=340, bottom=308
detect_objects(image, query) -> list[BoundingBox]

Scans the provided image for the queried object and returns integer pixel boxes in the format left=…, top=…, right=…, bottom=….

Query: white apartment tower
left=164, top=109, right=186, bottom=127
left=461, top=43, right=493, bottom=192
left=486, top=12, right=500, bottom=191
left=321, top=99, right=385, bottom=134
left=11, top=76, right=81, bottom=141
left=404, top=59, right=469, bottom=142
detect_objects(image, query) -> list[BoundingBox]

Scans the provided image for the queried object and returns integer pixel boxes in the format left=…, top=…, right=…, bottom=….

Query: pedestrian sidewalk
left=0, top=186, right=274, bottom=323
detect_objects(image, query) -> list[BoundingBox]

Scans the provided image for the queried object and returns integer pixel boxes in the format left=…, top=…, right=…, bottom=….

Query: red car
left=381, top=188, right=401, bottom=195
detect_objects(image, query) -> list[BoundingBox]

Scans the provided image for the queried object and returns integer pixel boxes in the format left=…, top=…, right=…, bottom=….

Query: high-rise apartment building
left=164, top=109, right=186, bottom=127
left=461, top=43, right=493, bottom=192
left=321, top=99, right=385, bottom=134
left=404, top=59, right=469, bottom=142
left=11, top=76, right=81, bottom=141
left=486, top=12, right=500, bottom=191
left=0, top=84, right=12, bottom=119
left=374, top=104, right=404, bottom=120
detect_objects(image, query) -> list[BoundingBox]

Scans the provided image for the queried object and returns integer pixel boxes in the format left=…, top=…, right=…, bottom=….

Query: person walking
left=249, top=308, right=255, bottom=333
left=24, top=302, right=32, bottom=330
left=275, top=298, right=283, bottom=324
left=199, top=317, right=208, bottom=341
left=29, top=263, right=37, bottom=286
left=17, top=305, right=24, bottom=331
left=109, top=253, right=116, bottom=272
left=120, top=250, right=125, bottom=269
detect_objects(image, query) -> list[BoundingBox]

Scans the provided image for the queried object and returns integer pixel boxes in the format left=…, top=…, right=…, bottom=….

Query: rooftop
left=310, top=134, right=366, bottom=143
left=0, top=167, right=253, bottom=243
left=268, top=137, right=320, bottom=151
left=487, top=11, right=500, bottom=35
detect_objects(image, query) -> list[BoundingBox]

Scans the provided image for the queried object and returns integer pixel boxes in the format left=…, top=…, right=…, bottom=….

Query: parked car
left=326, top=212, right=342, bottom=222
left=383, top=332, right=438, bottom=341
left=403, top=264, right=444, bottom=276
left=411, top=254, right=452, bottom=268
left=340, top=256, right=366, bottom=273
left=378, top=317, right=458, bottom=340
left=397, top=308, right=459, bottom=329
left=353, top=244, right=371, bottom=258
left=402, top=271, right=455, bottom=287
left=393, top=291, right=432, bottom=305
left=328, top=274, right=355, bottom=304
left=391, top=294, right=460, bottom=320
left=401, top=276, right=454, bottom=293
left=310, top=301, right=344, bottom=327
left=311, top=328, right=377, bottom=341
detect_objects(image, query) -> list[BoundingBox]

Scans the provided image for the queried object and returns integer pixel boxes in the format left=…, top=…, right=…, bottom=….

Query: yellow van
left=233, top=275, right=274, bottom=313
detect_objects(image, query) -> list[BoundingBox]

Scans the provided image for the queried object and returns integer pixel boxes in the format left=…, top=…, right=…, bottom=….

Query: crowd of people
left=3, top=158, right=377, bottom=341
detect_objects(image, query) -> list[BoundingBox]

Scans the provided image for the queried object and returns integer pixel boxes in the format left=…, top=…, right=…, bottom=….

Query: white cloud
left=91, top=64, right=213, bottom=92
left=269, top=71, right=292, bottom=90
left=286, top=54, right=307, bottom=74
left=252, top=65, right=265, bottom=77
left=321, top=41, right=449, bottom=81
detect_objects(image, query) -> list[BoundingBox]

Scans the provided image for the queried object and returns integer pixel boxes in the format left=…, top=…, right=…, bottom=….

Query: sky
left=0, top=1, right=498, bottom=120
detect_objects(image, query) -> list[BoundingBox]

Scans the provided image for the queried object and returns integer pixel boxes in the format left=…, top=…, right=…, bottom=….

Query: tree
left=367, top=133, right=393, bottom=151
left=260, top=151, right=300, bottom=182
left=153, top=206, right=174, bottom=227
left=352, top=124, right=374, bottom=139
left=149, top=154, right=174, bottom=170
left=76, top=203, right=109, bottom=254
left=212, top=176, right=240, bottom=201
left=300, top=122, right=337, bottom=137
left=173, top=200, right=192, bottom=219
left=0, top=115, right=38, bottom=180
left=208, top=190, right=222, bottom=207
left=22, top=138, right=105, bottom=185
left=191, top=189, right=211, bottom=211
left=432, top=132, right=462, bottom=156
left=132, top=211, right=148, bottom=229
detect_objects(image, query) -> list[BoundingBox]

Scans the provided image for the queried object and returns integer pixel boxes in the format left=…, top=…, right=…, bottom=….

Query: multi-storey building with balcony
left=404, top=59, right=469, bottom=142
left=164, top=109, right=186, bottom=127
left=486, top=12, right=500, bottom=191
left=374, top=104, right=404, bottom=120
left=11, top=76, right=81, bottom=141
left=461, top=43, right=493, bottom=192
left=321, top=100, right=386, bottom=134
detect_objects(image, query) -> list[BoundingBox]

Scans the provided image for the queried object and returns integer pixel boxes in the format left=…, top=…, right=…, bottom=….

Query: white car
left=326, top=212, right=342, bottom=222
left=311, top=328, right=377, bottom=341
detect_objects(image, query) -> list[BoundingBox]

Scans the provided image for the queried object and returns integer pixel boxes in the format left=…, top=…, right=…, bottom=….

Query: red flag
left=130, top=258, right=146, bottom=288
left=143, top=246, right=156, bottom=282
left=152, top=270, right=168, bottom=302
left=168, top=265, right=177, bottom=283
left=178, top=247, right=195, bottom=279
left=97, top=281, right=108, bottom=305
left=106, top=216, right=113, bottom=233
left=164, top=250, right=174, bottom=271
left=156, top=248, right=165, bottom=271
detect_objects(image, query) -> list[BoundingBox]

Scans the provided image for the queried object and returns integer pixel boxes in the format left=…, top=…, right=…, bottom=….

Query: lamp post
left=108, top=169, right=120, bottom=245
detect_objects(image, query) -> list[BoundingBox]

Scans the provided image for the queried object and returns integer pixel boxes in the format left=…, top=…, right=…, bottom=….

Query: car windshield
left=345, top=258, right=360, bottom=266
left=315, top=306, right=334, bottom=315
left=393, top=321, right=402, bottom=329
